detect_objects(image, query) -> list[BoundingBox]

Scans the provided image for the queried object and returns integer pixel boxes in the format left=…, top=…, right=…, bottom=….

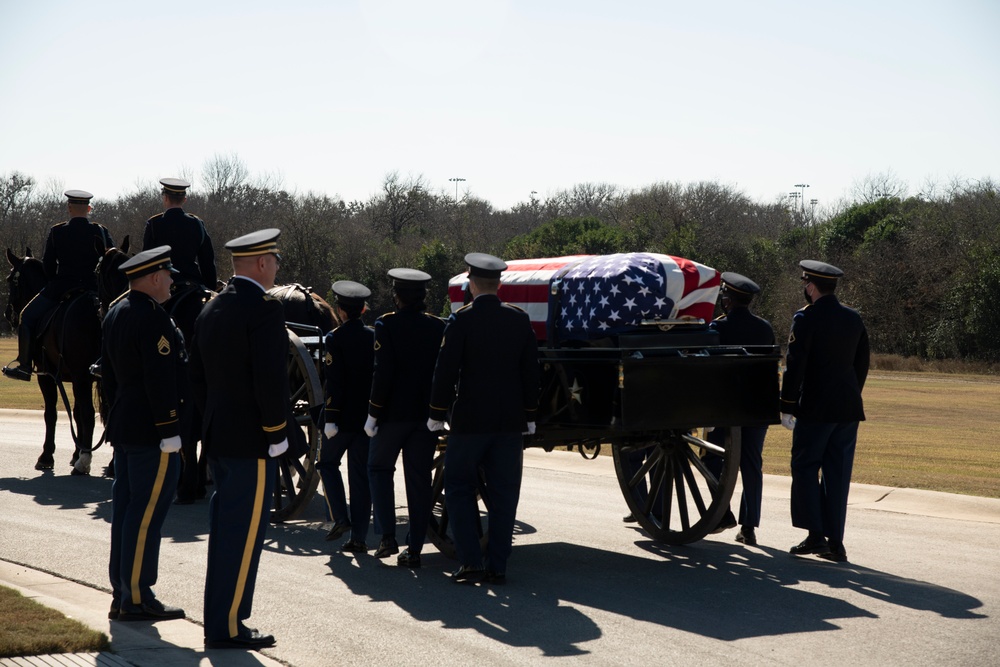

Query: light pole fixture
left=794, top=183, right=810, bottom=211
left=449, top=177, right=466, bottom=203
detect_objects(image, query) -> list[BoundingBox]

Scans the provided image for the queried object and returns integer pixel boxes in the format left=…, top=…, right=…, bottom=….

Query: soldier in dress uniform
left=704, top=272, right=777, bottom=546
left=781, top=260, right=870, bottom=563
left=319, top=280, right=375, bottom=553
left=3, top=190, right=113, bottom=381
left=189, top=229, right=288, bottom=650
left=365, top=268, right=446, bottom=568
left=102, top=246, right=187, bottom=622
left=143, top=178, right=217, bottom=291
left=144, top=178, right=217, bottom=505
left=429, top=253, right=540, bottom=585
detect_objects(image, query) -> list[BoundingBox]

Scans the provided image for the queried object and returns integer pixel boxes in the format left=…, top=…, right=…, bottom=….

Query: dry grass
left=0, top=586, right=109, bottom=657
left=762, top=372, right=1000, bottom=499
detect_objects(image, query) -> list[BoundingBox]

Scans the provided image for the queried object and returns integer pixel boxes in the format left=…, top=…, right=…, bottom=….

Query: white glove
left=427, top=418, right=445, bottom=432
left=523, top=422, right=536, bottom=435
left=780, top=413, right=796, bottom=431
left=159, top=436, right=182, bottom=453
left=268, top=439, right=289, bottom=458
left=324, top=423, right=338, bottom=439
left=364, top=415, right=378, bottom=438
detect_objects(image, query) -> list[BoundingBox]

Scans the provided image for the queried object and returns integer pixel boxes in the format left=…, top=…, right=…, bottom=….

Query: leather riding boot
left=2, top=326, right=33, bottom=381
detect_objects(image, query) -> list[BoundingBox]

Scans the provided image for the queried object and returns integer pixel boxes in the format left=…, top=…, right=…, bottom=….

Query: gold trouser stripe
left=130, top=451, right=170, bottom=604
left=228, top=460, right=266, bottom=637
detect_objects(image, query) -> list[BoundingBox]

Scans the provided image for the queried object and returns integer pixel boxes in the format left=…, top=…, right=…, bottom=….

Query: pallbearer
left=429, top=253, right=540, bottom=585
left=319, top=280, right=375, bottom=553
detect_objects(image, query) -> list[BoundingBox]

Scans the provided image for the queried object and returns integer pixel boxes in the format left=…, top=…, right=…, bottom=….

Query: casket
left=448, top=253, right=721, bottom=342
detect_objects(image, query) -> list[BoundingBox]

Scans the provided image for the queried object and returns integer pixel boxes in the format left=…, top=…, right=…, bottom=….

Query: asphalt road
left=1, top=408, right=998, bottom=666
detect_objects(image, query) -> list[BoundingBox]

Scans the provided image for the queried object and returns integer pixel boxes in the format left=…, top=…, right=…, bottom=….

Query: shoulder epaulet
left=423, top=312, right=446, bottom=322
left=109, top=292, right=127, bottom=309
left=146, top=213, right=163, bottom=223
left=456, top=303, right=473, bottom=313
left=502, top=302, right=526, bottom=313
left=378, top=311, right=396, bottom=320
left=52, top=221, right=68, bottom=228
left=713, top=314, right=726, bottom=322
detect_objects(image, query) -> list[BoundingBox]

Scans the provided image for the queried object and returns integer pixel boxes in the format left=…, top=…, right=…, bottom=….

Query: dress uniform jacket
left=780, top=295, right=870, bottom=422
left=324, top=319, right=375, bottom=431
left=430, top=294, right=540, bottom=433
left=101, top=291, right=188, bottom=445
left=143, top=209, right=217, bottom=289
left=711, top=306, right=776, bottom=349
left=189, top=277, right=289, bottom=456
left=41, top=217, right=114, bottom=297
left=368, top=307, right=445, bottom=423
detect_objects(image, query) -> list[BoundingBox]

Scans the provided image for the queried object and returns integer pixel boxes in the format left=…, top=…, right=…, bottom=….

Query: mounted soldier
left=3, top=189, right=113, bottom=382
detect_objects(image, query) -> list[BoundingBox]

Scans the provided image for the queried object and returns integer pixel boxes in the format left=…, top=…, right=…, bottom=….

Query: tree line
left=3, top=156, right=999, bottom=363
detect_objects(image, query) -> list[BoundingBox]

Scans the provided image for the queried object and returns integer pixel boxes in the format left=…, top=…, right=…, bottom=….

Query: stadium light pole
left=788, top=192, right=800, bottom=210
left=794, top=183, right=810, bottom=212
left=449, top=177, right=466, bottom=203
left=810, top=198, right=818, bottom=219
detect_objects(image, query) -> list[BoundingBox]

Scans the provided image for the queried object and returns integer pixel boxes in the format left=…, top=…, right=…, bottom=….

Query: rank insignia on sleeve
left=324, top=352, right=332, bottom=365
left=157, top=335, right=171, bottom=355
left=374, top=340, right=381, bottom=351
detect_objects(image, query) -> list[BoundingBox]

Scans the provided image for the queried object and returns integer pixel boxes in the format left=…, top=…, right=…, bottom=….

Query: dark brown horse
left=266, top=282, right=336, bottom=336
left=4, top=247, right=101, bottom=474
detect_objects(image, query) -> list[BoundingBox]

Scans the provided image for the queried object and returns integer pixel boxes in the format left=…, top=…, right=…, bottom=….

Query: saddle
left=38, top=289, right=99, bottom=340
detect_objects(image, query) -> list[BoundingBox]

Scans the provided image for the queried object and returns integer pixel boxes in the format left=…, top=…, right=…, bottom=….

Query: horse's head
left=95, top=235, right=132, bottom=316
left=5, top=247, right=47, bottom=328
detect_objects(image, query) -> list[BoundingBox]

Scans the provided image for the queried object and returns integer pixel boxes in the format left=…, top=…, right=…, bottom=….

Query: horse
left=4, top=247, right=101, bottom=475
left=266, top=282, right=337, bottom=336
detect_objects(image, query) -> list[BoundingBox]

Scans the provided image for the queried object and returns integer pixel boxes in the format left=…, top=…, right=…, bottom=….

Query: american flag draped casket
left=448, top=253, right=721, bottom=343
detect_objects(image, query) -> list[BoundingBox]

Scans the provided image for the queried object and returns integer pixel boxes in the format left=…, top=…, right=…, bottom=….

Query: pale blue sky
left=1, top=0, right=997, bottom=211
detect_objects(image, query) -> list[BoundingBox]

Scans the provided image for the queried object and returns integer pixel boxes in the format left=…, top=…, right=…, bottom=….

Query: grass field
left=1, top=337, right=997, bottom=499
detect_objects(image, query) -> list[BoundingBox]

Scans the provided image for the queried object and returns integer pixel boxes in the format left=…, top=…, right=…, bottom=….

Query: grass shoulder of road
left=0, top=585, right=109, bottom=657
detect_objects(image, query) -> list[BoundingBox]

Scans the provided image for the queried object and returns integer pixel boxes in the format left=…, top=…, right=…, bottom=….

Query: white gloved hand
left=268, top=439, right=289, bottom=458
left=324, top=423, right=339, bottom=439
left=523, top=421, right=536, bottom=436
left=780, top=413, right=796, bottom=431
left=159, top=436, right=182, bottom=453
left=426, top=418, right=445, bottom=432
left=364, top=415, right=378, bottom=438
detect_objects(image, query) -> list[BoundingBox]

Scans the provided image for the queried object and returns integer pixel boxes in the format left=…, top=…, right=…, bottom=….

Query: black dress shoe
left=340, top=538, right=368, bottom=553
left=205, top=628, right=276, bottom=650
left=819, top=542, right=848, bottom=562
left=108, top=600, right=120, bottom=620
left=325, top=520, right=351, bottom=541
left=736, top=527, right=757, bottom=546
left=622, top=512, right=637, bottom=523
left=452, top=565, right=485, bottom=584
left=711, top=509, right=738, bottom=534
left=483, top=570, right=506, bottom=585
left=117, top=599, right=185, bottom=622
left=789, top=535, right=830, bottom=555
left=373, top=535, right=399, bottom=559
left=396, top=549, right=421, bottom=568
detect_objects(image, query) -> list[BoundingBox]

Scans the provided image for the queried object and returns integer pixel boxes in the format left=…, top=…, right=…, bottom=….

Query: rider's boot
left=2, top=326, right=34, bottom=381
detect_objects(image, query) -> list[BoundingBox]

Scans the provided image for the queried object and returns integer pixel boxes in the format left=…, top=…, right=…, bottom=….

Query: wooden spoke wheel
left=612, top=427, right=740, bottom=545
left=271, top=330, right=323, bottom=523
left=426, top=444, right=490, bottom=559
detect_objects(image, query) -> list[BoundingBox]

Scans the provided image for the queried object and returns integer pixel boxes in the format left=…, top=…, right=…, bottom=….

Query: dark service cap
left=388, top=268, right=431, bottom=288
left=225, top=228, right=282, bottom=258
left=465, top=252, right=507, bottom=279
left=332, top=280, right=371, bottom=307
left=159, top=177, right=190, bottom=194
left=721, top=271, right=760, bottom=296
left=64, top=189, right=93, bottom=204
left=119, top=245, right=177, bottom=279
left=799, top=260, right=844, bottom=281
